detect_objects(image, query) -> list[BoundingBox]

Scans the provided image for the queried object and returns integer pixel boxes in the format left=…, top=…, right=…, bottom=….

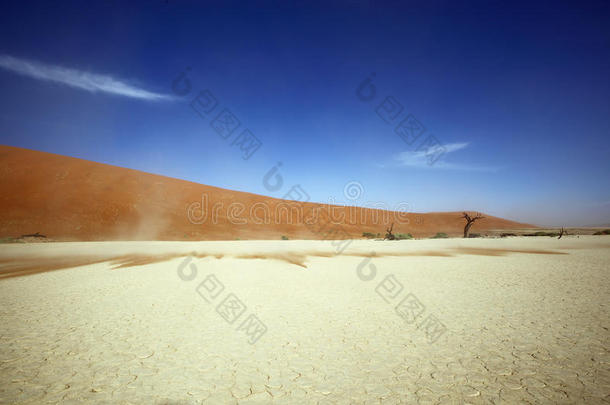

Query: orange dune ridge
left=0, top=145, right=534, bottom=241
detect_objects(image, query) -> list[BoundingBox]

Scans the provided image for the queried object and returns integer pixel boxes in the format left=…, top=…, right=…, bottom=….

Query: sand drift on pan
left=0, top=243, right=568, bottom=279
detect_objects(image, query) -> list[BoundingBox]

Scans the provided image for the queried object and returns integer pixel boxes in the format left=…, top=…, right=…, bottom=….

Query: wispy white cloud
left=391, top=142, right=499, bottom=171
left=0, top=54, right=173, bottom=101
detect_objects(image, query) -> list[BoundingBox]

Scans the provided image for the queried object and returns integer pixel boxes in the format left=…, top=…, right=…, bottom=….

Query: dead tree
left=384, top=223, right=396, bottom=240
left=558, top=227, right=565, bottom=239
left=461, top=212, right=485, bottom=238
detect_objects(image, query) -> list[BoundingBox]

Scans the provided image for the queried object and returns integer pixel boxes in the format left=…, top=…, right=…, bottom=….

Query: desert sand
left=1, top=236, right=609, bottom=404
left=0, top=145, right=533, bottom=241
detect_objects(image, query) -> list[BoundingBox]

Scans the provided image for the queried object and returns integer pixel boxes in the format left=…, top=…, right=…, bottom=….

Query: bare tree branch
left=462, top=212, right=485, bottom=238
left=384, top=223, right=396, bottom=240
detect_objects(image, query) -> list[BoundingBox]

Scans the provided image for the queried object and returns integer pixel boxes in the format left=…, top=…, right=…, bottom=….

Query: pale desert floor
left=0, top=237, right=609, bottom=404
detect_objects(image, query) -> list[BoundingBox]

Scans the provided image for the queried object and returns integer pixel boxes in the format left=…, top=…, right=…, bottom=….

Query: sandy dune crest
left=0, top=145, right=533, bottom=241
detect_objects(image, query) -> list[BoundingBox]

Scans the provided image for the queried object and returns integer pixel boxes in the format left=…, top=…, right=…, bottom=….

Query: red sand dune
left=0, top=145, right=534, bottom=241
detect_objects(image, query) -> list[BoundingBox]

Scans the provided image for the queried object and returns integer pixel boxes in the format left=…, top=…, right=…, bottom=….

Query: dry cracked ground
left=0, top=237, right=609, bottom=404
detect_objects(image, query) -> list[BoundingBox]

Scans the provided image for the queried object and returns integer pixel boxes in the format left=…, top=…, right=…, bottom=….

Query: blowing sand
left=0, top=237, right=609, bottom=404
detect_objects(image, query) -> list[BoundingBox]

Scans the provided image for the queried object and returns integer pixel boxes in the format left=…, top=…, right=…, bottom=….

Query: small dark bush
left=362, top=232, right=376, bottom=239
left=593, top=229, right=610, bottom=235
left=281, top=235, right=289, bottom=240
left=395, top=233, right=413, bottom=240
left=0, top=237, right=21, bottom=243
left=500, top=233, right=516, bottom=237
left=468, top=233, right=481, bottom=238
left=431, top=232, right=448, bottom=239
left=524, top=231, right=558, bottom=237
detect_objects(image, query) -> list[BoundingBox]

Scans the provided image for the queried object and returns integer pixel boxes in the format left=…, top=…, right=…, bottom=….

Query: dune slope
left=0, top=145, right=533, bottom=240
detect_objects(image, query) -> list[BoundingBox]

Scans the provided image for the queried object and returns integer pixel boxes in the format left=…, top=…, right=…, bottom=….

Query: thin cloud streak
left=0, top=54, right=173, bottom=101
left=391, top=142, right=500, bottom=171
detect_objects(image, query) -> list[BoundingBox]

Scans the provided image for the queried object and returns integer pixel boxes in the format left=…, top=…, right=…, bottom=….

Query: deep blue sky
left=1, top=0, right=609, bottom=226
